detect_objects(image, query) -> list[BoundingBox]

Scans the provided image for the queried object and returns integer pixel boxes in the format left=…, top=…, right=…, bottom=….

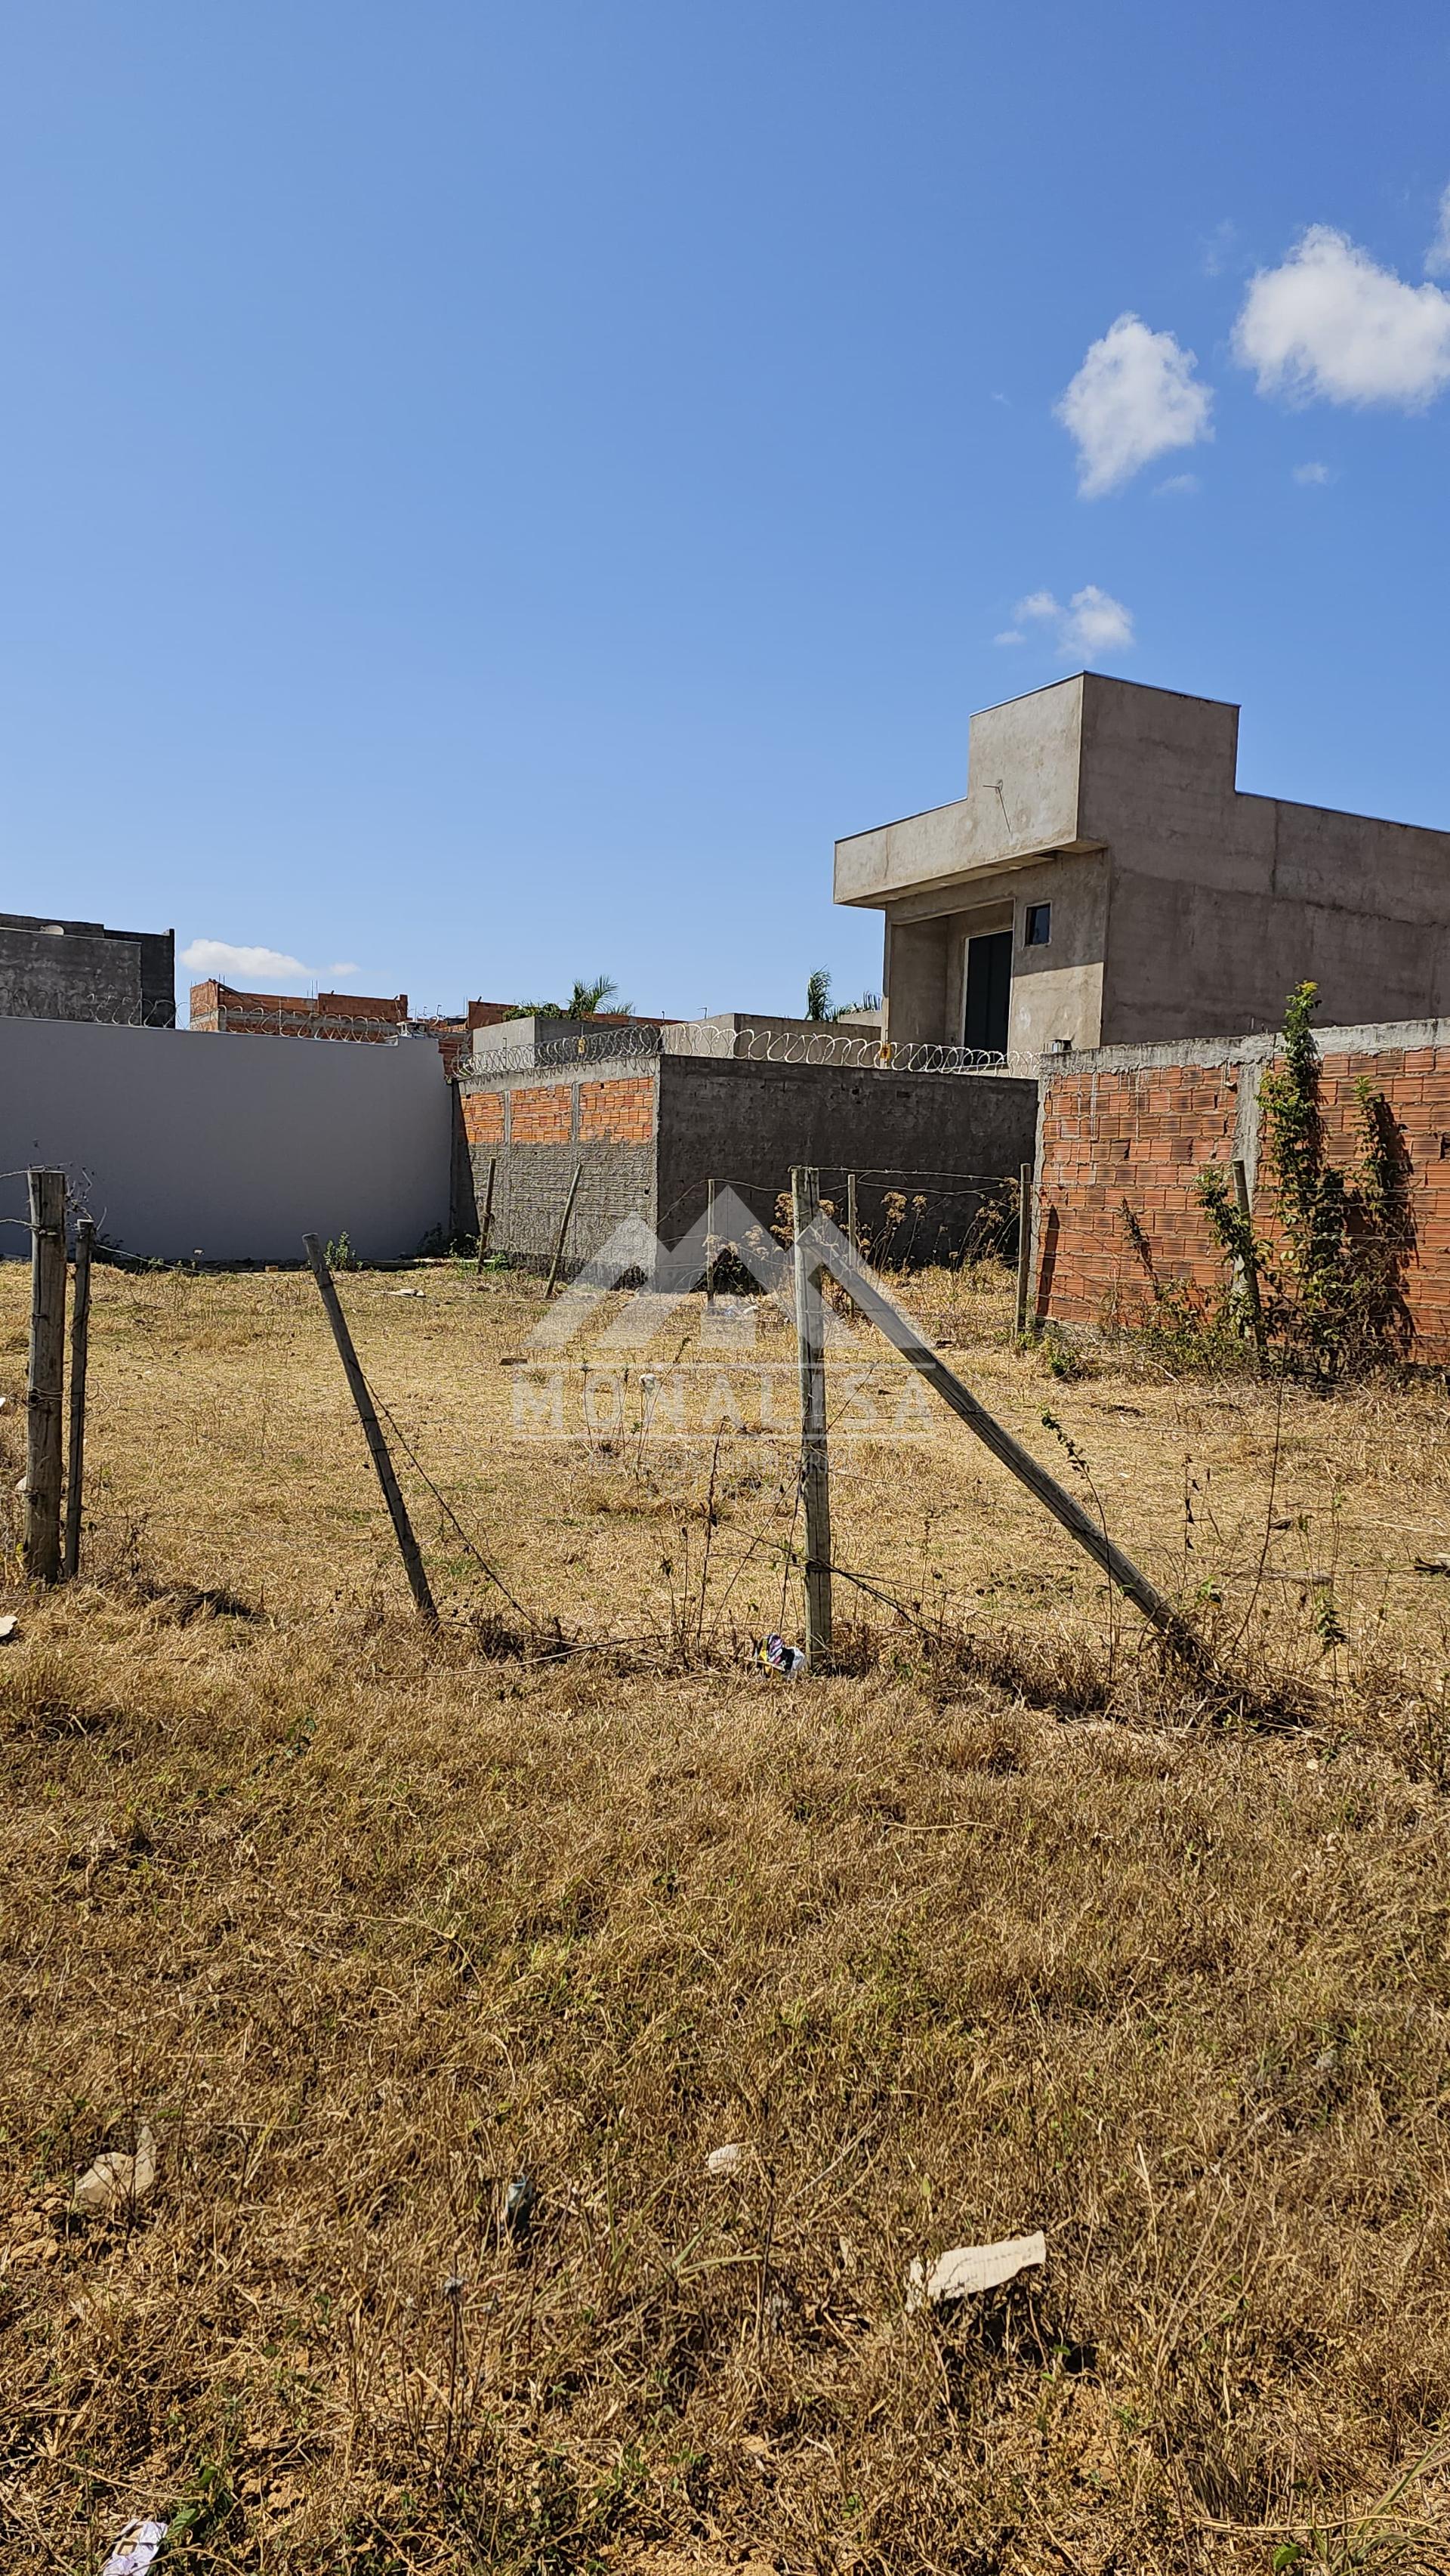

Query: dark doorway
left=964, top=930, right=1012, bottom=1054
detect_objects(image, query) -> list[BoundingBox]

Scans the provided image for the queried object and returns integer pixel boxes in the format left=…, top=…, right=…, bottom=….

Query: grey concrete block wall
left=0, top=1017, right=450, bottom=1262
left=656, top=1057, right=1038, bottom=1260
left=458, top=1052, right=1037, bottom=1275
left=491, top=1140, right=658, bottom=1265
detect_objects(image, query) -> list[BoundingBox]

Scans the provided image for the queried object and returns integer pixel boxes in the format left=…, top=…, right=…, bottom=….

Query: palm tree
left=806, top=969, right=881, bottom=1022
left=566, top=974, right=631, bottom=1017
left=508, top=974, right=632, bottom=1021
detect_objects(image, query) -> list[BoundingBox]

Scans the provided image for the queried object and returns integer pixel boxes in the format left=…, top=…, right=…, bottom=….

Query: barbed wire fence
left=0, top=998, right=1047, bottom=1077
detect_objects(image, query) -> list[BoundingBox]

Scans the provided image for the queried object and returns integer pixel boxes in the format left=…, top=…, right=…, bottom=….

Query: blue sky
left=2, top=4, right=1448, bottom=1021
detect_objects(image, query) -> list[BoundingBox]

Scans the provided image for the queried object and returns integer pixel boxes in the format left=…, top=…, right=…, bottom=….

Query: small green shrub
left=1197, top=983, right=1411, bottom=1382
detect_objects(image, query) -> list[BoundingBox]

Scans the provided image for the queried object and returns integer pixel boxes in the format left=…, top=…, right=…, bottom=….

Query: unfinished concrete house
left=835, top=674, right=1450, bottom=1058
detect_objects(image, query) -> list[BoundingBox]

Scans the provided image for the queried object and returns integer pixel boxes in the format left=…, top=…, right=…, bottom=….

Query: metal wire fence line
left=8, top=1231, right=1442, bottom=1597
left=467, top=1018, right=1044, bottom=1076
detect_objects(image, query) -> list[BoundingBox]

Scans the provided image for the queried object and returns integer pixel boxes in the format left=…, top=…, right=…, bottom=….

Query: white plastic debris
left=756, top=1632, right=806, bottom=1679
left=71, top=2124, right=157, bottom=2217
left=0, top=1614, right=17, bottom=1642
left=705, top=2142, right=743, bottom=2176
left=905, top=2232, right=1047, bottom=2313
left=100, top=2521, right=168, bottom=2576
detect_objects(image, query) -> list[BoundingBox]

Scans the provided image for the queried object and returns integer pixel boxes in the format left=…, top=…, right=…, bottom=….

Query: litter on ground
left=905, top=2231, right=1047, bottom=2312
left=705, top=2142, right=743, bottom=2175
left=100, top=2521, right=168, bottom=2576
left=504, top=2171, right=535, bottom=2237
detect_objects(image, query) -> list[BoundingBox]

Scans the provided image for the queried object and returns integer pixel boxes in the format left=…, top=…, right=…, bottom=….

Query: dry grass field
left=5, top=1252, right=1450, bottom=2573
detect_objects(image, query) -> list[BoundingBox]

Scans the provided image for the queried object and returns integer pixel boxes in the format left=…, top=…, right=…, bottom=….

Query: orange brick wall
left=1036, top=1040, right=1450, bottom=1361
left=510, top=1085, right=573, bottom=1144
left=461, top=1089, right=504, bottom=1145
left=579, top=1075, right=656, bottom=1143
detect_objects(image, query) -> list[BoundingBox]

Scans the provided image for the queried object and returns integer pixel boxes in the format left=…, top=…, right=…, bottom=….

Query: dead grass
left=3, top=1256, right=1450, bottom=2571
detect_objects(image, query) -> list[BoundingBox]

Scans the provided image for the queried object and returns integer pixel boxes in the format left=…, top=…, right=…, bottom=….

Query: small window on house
left=1024, top=903, right=1051, bottom=948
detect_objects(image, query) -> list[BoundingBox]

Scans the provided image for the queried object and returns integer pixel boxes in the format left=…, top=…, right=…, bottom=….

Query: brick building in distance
left=189, top=983, right=515, bottom=1075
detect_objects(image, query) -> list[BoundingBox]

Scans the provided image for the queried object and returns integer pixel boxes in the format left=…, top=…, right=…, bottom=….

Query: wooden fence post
left=1014, top=1160, right=1033, bottom=1337
left=474, top=1157, right=497, bottom=1278
left=705, top=1178, right=717, bottom=1306
left=545, top=1161, right=583, bottom=1298
left=23, top=1169, right=66, bottom=1586
left=302, top=1233, right=437, bottom=1625
left=791, top=1164, right=833, bottom=1666
left=63, top=1217, right=94, bottom=1580
left=1232, top=1158, right=1267, bottom=1370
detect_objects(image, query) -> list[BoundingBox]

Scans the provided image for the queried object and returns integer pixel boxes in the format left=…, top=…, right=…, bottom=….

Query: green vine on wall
left=1196, top=982, right=1411, bottom=1380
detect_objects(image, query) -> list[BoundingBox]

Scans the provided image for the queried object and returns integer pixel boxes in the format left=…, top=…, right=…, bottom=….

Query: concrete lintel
left=881, top=848, right=1103, bottom=926
left=1034, top=1012, right=1450, bottom=1087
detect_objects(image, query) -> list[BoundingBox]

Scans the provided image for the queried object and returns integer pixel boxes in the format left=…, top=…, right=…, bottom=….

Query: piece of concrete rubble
left=71, top=2124, right=157, bottom=2217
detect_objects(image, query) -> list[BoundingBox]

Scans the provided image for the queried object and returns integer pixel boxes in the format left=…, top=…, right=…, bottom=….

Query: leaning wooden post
left=1232, top=1158, right=1267, bottom=1371
left=705, top=1178, right=717, bottom=1306
left=1013, top=1161, right=1033, bottom=1337
left=23, top=1170, right=66, bottom=1586
left=302, top=1233, right=437, bottom=1625
left=62, top=1217, right=95, bottom=1580
left=474, top=1156, right=497, bottom=1277
left=825, top=1234, right=1198, bottom=1658
left=846, top=1171, right=858, bottom=1256
left=545, top=1160, right=583, bottom=1298
left=791, top=1165, right=833, bottom=1666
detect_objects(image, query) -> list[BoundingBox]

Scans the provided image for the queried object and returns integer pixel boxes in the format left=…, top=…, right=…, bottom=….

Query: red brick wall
left=511, top=1084, right=573, bottom=1144
left=461, top=1089, right=504, bottom=1145
left=1036, top=1039, right=1450, bottom=1361
left=579, top=1075, right=655, bottom=1143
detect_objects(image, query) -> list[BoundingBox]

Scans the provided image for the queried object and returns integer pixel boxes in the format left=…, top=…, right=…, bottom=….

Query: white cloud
left=1004, top=585, right=1135, bottom=659
left=1056, top=313, right=1213, bottom=496
left=329, top=962, right=358, bottom=978
left=1154, top=471, right=1201, bottom=496
left=180, top=938, right=315, bottom=986
left=1233, top=224, right=1450, bottom=408
left=1062, top=584, right=1135, bottom=653
left=1426, top=182, right=1450, bottom=276
left=1292, top=460, right=1333, bottom=486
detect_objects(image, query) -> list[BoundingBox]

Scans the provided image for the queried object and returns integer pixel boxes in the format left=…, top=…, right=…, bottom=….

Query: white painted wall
left=0, top=1018, right=452, bottom=1262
